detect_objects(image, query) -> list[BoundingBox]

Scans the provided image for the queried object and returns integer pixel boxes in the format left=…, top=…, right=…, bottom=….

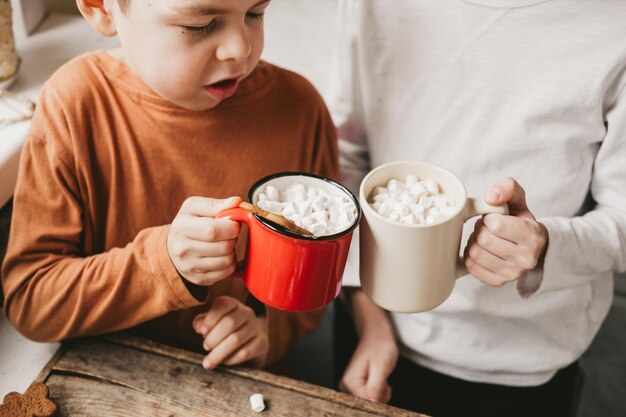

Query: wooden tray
left=33, top=334, right=427, bottom=416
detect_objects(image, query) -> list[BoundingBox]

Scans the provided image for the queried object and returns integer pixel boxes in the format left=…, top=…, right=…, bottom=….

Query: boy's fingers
left=221, top=336, right=267, bottom=367
left=203, top=322, right=256, bottom=369
left=484, top=177, right=533, bottom=219
left=202, top=307, right=249, bottom=351
left=193, top=314, right=206, bottom=333
left=189, top=252, right=237, bottom=274
left=187, top=264, right=237, bottom=286
left=181, top=196, right=242, bottom=217
left=176, top=239, right=237, bottom=258
left=195, top=296, right=239, bottom=334
left=184, top=217, right=241, bottom=242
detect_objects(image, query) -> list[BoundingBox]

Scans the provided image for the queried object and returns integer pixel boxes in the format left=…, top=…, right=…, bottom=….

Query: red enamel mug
left=216, top=172, right=361, bottom=312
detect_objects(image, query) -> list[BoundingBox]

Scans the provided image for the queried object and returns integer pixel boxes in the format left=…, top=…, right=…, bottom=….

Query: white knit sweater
left=331, top=0, right=626, bottom=386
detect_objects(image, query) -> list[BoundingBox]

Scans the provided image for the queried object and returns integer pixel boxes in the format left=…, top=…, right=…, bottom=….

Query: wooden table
left=33, top=334, right=427, bottom=416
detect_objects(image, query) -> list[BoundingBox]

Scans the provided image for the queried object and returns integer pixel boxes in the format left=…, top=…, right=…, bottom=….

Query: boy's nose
left=216, top=27, right=253, bottom=62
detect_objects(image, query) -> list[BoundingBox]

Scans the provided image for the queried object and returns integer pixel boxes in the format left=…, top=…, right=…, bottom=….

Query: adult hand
left=339, top=289, right=398, bottom=403
left=339, top=336, right=398, bottom=403
left=464, top=177, right=548, bottom=286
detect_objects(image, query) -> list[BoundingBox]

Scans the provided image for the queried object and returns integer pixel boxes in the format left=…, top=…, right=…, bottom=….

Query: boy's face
left=109, top=0, right=270, bottom=110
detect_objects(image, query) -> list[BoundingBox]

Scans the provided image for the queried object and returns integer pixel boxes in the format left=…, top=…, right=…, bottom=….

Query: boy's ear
left=76, top=0, right=117, bottom=37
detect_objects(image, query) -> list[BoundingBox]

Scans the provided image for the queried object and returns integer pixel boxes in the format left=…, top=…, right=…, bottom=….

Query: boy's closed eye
left=177, top=0, right=270, bottom=35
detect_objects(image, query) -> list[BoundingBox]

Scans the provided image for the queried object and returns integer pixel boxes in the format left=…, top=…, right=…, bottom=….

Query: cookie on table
left=0, top=383, right=57, bottom=417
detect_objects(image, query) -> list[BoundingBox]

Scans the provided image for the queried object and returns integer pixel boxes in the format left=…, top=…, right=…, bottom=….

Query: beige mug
left=359, top=161, right=509, bottom=313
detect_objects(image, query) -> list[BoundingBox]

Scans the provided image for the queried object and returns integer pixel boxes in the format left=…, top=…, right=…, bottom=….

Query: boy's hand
left=168, top=196, right=242, bottom=286
left=193, top=296, right=269, bottom=369
left=464, top=177, right=549, bottom=287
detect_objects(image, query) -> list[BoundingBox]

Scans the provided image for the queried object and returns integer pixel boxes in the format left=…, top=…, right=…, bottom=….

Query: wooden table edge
left=32, top=333, right=427, bottom=417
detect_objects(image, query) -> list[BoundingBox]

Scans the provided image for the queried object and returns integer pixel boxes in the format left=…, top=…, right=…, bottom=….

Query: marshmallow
left=368, top=175, right=456, bottom=225
left=423, top=180, right=439, bottom=195
left=310, top=223, right=327, bottom=236
left=282, top=202, right=296, bottom=218
left=409, top=183, right=427, bottom=197
left=256, top=181, right=357, bottom=236
left=405, top=175, right=419, bottom=185
left=392, top=202, right=410, bottom=216
left=409, top=203, right=425, bottom=216
left=387, top=179, right=404, bottom=193
left=373, top=193, right=390, bottom=203
left=249, top=393, right=265, bottom=413
left=377, top=202, right=392, bottom=217
left=419, top=196, right=433, bottom=209
left=265, top=186, right=279, bottom=201
left=400, top=192, right=417, bottom=205
left=401, top=214, right=416, bottom=225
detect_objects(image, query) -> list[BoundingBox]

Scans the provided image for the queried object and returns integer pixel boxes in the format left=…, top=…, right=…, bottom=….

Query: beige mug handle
left=455, top=197, right=509, bottom=278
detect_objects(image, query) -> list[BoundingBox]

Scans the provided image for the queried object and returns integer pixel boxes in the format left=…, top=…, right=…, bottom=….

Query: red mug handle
left=215, top=206, right=255, bottom=225
left=215, top=207, right=255, bottom=277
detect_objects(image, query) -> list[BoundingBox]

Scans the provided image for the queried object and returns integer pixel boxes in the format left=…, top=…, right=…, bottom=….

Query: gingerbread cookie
left=0, top=383, right=57, bottom=417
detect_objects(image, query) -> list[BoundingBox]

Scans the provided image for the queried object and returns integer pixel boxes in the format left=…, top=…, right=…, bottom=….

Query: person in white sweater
left=329, top=1, right=626, bottom=416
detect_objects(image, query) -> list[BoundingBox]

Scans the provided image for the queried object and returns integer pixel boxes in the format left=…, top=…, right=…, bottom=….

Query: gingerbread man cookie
left=0, top=383, right=57, bottom=417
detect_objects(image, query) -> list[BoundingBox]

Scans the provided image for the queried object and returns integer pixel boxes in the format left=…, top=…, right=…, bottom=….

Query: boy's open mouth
left=205, top=78, right=240, bottom=100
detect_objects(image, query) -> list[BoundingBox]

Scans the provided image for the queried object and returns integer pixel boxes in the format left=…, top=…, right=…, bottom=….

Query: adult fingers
left=339, top=358, right=369, bottom=399
left=473, top=218, right=518, bottom=255
left=464, top=250, right=508, bottom=287
left=466, top=235, right=523, bottom=280
left=479, top=216, right=545, bottom=269
left=365, top=365, right=393, bottom=403
left=484, top=177, right=533, bottom=219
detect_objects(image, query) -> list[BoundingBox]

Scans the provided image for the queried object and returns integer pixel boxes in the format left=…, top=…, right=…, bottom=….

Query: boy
left=2, top=0, right=339, bottom=370
left=330, top=0, right=626, bottom=416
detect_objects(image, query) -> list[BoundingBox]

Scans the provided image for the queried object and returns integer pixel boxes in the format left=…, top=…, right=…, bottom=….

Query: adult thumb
left=484, top=177, right=532, bottom=218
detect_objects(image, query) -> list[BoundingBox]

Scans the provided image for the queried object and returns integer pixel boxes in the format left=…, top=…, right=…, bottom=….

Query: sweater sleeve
left=1, top=132, right=204, bottom=343
left=526, top=85, right=626, bottom=295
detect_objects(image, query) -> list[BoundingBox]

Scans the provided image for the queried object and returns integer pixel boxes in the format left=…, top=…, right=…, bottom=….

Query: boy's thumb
left=484, top=177, right=532, bottom=218
left=206, top=196, right=242, bottom=217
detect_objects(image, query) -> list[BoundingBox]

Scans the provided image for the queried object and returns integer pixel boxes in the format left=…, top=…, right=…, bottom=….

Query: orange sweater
left=1, top=52, right=339, bottom=364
